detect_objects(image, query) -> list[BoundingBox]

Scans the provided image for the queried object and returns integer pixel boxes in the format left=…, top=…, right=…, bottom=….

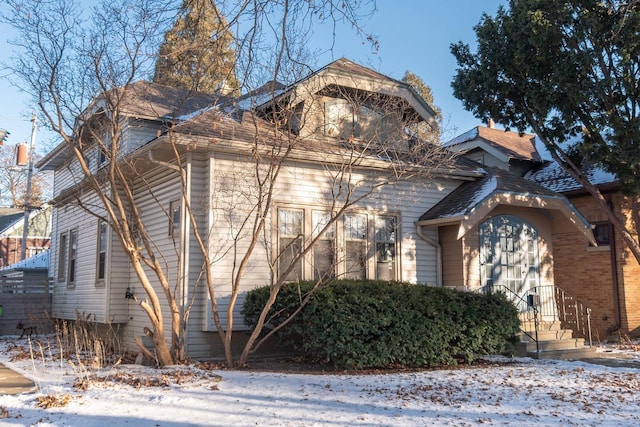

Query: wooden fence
left=0, top=277, right=53, bottom=336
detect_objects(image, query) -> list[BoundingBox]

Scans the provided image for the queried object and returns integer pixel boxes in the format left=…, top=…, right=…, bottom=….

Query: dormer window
left=324, top=99, right=397, bottom=143
left=325, top=100, right=356, bottom=138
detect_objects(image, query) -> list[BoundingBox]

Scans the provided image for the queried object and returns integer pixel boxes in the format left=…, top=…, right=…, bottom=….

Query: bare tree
left=4, top=0, right=182, bottom=365
left=0, top=144, right=47, bottom=208
left=3, top=0, right=456, bottom=367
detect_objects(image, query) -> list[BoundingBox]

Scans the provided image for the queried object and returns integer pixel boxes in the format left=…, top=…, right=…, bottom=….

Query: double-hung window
left=344, top=213, right=368, bottom=280
left=278, top=209, right=303, bottom=282
left=68, top=229, right=78, bottom=285
left=312, top=211, right=335, bottom=280
left=592, top=222, right=612, bottom=247
left=375, top=216, right=397, bottom=280
left=57, top=232, right=68, bottom=282
left=96, top=220, right=108, bottom=282
left=325, top=100, right=356, bottom=138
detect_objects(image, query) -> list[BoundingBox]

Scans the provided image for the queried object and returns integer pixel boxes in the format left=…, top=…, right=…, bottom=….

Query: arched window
left=479, top=215, right=540, bottom=296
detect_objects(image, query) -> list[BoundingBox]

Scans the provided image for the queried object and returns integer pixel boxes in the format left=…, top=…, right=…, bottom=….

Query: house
left=37, top=59, right=596, bottom=360
left=0, top=206, right=51, bottom=269
left=445, top=123, right=640, bottom=340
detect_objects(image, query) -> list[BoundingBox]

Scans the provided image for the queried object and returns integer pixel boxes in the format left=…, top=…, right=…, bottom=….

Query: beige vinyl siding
left=119, top=163, right=184, bottom=350
left=122, top=119, right=163, bottom=153
left=52, top=158, right=87, bottom=196
left=200, top=152, right=462, bottom=333
left=462, top=149, right=504, bottom=169
left=106, top=226, right=131, bottom=324
left=183, top=154, right=212, bottom=356
left=51, top=194, right=109, bottom=321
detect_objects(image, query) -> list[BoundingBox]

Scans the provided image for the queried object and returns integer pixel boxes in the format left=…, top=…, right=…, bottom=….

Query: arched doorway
left=479, top=215, right=540, bottom=301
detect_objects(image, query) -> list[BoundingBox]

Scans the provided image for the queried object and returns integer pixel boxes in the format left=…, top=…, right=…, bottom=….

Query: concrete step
left=520, top=320, right=562, bottom=332
left=518, top=328, right=574, bottom=342
left=523, top=346, right=597, bottom=360
left=517, top=337, right=586, bottom=353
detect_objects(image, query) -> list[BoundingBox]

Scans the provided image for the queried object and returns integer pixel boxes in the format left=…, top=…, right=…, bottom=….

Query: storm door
left=479, top=215, right=540, bottom=301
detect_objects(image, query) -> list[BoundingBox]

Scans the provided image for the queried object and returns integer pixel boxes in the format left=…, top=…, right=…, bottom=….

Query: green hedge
left=242, top=280, right=520, bottom=369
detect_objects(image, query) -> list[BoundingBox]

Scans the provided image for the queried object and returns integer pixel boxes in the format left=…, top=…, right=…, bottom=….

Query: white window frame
left=277, top=208, right=304, bottom=282
left=96, top=220, right=108, bottom=284
left=275, top=205, right=400, bottom=282
left=57, top=232, right=68, bottom=282
left=67, top=229, right=78, bottom=286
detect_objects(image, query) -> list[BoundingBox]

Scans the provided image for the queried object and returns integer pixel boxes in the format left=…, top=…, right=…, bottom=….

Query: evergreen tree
left=153, top=0, right=239, bottom=95
left=451, top=0, right=640, bottom=263
left=402, top=71, right=441, bottom=143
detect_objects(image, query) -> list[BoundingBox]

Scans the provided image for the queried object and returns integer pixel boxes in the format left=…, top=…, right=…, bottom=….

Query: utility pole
left=20, top=113, right=37, bottom=261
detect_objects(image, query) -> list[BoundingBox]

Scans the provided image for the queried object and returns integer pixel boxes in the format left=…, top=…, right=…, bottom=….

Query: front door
left=479, top=215, right=540, bottom=307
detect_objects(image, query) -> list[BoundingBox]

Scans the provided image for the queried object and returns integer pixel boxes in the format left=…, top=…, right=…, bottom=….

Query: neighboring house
left=444, top=123, right=543, bottom=176
left=445, top=123, right=638, bottom=340
left=0, top=206, right=51, bottom=269
left=0, top=250, right=52, bottom=335
left=37, top=59, right=596, bottom=359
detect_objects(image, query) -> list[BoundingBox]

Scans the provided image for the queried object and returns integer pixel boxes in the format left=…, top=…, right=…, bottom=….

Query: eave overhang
left=417, top=190, right=596, bottom=245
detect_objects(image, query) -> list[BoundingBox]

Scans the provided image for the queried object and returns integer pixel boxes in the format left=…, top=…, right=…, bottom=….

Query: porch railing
left=478, top=284, right=593, bottom=348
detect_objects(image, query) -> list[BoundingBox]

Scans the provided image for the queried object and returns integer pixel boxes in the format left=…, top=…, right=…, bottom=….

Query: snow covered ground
left=1, top=337, right=640, bottom=426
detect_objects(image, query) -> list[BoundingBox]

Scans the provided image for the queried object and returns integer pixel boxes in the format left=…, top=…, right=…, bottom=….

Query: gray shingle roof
left=0, top=210, right=24, bottom=234
left=116, top=81, right=223, bottom=120
left=419, top=166, right=561, bottom=221
left=525, top=162, right=618, bottom=193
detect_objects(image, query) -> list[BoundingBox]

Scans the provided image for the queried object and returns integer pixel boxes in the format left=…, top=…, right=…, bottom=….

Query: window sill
left=587, top=245, right=610, bottom=252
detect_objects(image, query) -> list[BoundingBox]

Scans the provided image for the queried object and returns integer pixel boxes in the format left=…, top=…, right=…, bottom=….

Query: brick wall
left=553, top=193, right=640, bottom=339
left=0, top=237, right=50, bottom=268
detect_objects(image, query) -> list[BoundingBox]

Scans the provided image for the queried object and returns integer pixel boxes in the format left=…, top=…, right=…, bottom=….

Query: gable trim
left=417, top=191, right=596, bottom=245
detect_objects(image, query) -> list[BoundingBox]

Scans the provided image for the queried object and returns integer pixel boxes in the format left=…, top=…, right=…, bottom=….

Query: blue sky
left=0, top=0, right=505, bottom=153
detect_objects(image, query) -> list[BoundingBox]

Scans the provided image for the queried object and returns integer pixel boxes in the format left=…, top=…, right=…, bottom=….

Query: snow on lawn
left=1, top=337, right=640, bottom=426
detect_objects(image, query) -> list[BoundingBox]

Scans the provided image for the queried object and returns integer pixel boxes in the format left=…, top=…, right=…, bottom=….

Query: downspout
left=607, top=220, right=622, bottom=335
left=181, top=153, right=192, bottom=352
left=415, top=223, right=442, bottom=286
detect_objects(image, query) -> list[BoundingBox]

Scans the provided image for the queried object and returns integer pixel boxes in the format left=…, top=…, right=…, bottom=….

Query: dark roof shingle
left=419, top=167, right=560, bottom=221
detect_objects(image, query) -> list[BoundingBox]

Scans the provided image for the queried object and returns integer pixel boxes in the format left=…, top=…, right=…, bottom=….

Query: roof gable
left=0, top=209, right=24, bottom=235
left=256, top=58, right=439, bottom=128
left=418, top=166, right=595, bottom=244
left=446, top=126, right=542, bottom=163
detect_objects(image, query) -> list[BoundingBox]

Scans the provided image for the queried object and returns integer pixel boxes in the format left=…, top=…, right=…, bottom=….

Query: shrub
left=242, top=280, right=520, bottom=369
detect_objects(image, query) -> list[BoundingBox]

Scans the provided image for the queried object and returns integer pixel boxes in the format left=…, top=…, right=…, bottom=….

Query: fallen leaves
left=36, top=394, right=73, bottom=409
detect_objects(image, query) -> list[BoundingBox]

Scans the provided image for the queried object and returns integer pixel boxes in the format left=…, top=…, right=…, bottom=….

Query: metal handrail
left=478, top=284, right=593, bottom=348
left=477, top=284, right=540, bottom=353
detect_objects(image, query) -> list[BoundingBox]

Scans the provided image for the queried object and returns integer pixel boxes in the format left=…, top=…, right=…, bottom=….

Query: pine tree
left=153, top=0, right=239, bottom=95
left=402, top=71, right=441, bottom=143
